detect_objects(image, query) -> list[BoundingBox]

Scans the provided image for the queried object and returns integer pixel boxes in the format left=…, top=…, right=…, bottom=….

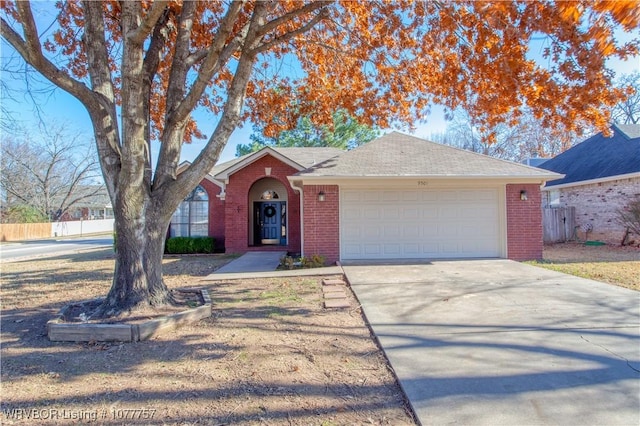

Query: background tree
left=611, top=72, right=640, bottom=124
left=0, top=123, right=103, bottom=223
left=236, top=110, right=379, bottom=156
left=429, top=108, right=587, bottom=162
left=1, top=1, right=637, bottom=317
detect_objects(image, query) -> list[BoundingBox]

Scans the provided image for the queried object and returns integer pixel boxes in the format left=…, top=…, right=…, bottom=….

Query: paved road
left=343, top=259, right=640, bottom=426
left=0, top=236, right=113, bottom=262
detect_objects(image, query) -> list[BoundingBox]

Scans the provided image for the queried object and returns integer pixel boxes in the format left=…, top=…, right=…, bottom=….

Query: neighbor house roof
left=539, top=123, right=640, bottom=188
left=294, top=132, right=560, bottom=181
left=210, top=146, right=344, bottom=179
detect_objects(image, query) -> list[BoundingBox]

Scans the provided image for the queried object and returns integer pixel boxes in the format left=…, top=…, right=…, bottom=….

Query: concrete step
left=322, top=278, right=347, bottom=286
left=322, top=285, right=346, bottom=293
left=324, top=291, right=347, bottom=299
left=324, top=299, right=350, bottom=309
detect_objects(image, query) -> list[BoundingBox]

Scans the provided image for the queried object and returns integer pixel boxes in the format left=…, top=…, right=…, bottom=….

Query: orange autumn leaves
left=3, top=0, right=638, bottom=143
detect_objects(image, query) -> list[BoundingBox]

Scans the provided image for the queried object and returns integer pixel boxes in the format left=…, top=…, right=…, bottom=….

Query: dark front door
left=257, top=202, right=282, bottom=245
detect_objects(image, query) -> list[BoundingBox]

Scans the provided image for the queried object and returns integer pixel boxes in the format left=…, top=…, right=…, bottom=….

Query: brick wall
left=554, top=176, right=640, bottom=243
left=223, top=155, right=301, bottom=254
left=199, top=179, right=225, bottom=249
left=302, top=185, right=340, bottom=264
left=506, top=184, right=543, bottom=260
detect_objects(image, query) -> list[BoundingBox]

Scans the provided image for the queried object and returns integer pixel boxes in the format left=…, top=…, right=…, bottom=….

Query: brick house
left=539, top=124, right=640, bottom=244
left=173, top=132, right=559, bottom=262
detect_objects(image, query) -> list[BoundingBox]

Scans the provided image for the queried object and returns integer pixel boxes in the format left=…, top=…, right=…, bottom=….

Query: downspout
left=289, top=180, right=304, bottom=257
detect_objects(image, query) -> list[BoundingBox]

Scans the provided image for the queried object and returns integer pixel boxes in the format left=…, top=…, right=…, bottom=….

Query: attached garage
left=290, top=132, right=562, bottom=263
left=340, top=187, right=502, bottom=260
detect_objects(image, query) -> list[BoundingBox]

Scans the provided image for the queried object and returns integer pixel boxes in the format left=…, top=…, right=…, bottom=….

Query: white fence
left=52, top=219, right=114, bottom=237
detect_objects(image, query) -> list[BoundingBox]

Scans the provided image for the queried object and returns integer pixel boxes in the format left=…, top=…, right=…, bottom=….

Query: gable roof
left=539, top=123, right=640, bottom=188
left=294, top=132, right=560, bottom=181
left=210, top=146, right=344, bottom=180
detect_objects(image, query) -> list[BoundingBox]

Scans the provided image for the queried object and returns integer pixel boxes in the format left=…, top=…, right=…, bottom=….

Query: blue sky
left=1, top=5, right=638, bottom=166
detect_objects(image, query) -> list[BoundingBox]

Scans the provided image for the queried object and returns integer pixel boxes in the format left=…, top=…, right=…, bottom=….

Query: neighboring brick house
left=538, top=124, right=640, bottom=244
left=174, top=132, right=560, bottom=262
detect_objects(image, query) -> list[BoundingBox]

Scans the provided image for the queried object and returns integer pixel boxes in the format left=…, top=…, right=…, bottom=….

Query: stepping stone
left=324, top=299, right=350, bottom=309
left=322, top=285, right=345, bottom=293
left=324, top=291, right=347, bottom=299
left=323, top=278, right=346, bottom=286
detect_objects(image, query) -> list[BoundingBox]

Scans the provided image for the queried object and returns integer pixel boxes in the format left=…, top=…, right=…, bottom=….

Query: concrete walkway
left=203, top=251, right=343, bottom=280
left=343, top=260, right=640, bottom=426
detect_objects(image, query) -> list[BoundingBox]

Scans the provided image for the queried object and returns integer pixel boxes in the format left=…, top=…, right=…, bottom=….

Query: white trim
left=213, top=147, right=305, bottom=181
left=542, top=172, right=640, bottom=191
left=289, top=180, right=305, bottom=257
left=290, top=175, right=557, bottom=188
left=177, top=161, right=224, bottom=189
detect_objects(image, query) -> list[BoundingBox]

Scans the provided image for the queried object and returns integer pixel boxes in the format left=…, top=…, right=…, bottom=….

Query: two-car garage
left=293, top=132, right=560, bottom=262
left=340, top=187, right=503, bottom=260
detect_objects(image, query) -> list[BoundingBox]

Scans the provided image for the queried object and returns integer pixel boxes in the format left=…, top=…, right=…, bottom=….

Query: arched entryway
left=248, top=178, right=288, bottom=246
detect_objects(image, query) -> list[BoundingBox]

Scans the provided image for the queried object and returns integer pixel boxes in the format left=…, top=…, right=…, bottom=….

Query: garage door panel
left=422, top=207, right=438, bottom=219
left=384, top=224, right=399, bottom=238
left=363, top=244, right=382, bottom=255
left=403, top=191, right=419, bottom=201
left=383, top=207, right=399, bottom=220
left=341, top=188, right=501, bottom=260
left=382, top=191, right=399, bottom=202
left=404, top=243, right=420, bottom=255
left=383, top=244, right=401, bottom=255
left=363, top=209, right=380, bottom=220
left=403, top=207, right=419, bottom=219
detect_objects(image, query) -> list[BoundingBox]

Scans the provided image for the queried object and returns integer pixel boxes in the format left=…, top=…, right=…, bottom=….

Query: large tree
left=236, top=110, right=379, bottom=156
left=0, top=123, right=103, bottom=222
left=1, top=1, right=638, bottom=316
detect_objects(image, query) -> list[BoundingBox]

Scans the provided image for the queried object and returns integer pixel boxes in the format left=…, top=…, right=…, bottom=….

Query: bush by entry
left=165, top=237, right=215, bottom=254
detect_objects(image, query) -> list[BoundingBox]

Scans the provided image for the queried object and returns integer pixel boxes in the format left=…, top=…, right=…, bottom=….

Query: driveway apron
left=343, top=259, right=640, bottom=425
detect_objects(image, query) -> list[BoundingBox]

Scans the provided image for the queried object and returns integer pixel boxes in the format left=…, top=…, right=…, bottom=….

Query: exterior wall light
left=520, top=190, right=528, bottom=201
left=318, top=191, right=326, bottom=202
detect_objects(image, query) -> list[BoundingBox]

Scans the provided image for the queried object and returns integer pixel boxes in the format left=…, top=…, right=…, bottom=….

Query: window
left=547, top=189, right=560, bottom=207
left=261, top=190, right=279, bottom=200
left=170, top=185, right=209, bottom=237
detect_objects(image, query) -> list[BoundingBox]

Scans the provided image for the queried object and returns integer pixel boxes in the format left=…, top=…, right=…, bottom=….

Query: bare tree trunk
left=95, top=194, right=174, bottom=318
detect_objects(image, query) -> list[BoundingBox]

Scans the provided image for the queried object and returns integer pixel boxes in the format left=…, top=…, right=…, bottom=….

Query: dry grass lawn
left=0, top=249, right=415, bottom=425
left=530, top=242, right=640, bottom=291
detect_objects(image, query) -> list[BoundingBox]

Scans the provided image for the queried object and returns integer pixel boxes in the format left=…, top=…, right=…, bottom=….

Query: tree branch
left=0, top=11, right=96, bottom=109
left=252, top=7, right=330, bottom=55
left=154, top=1, right=246, bottom=191
left=256, top=1, right=332, bottom=39
left=168, top=0, right=246, bottom=126
left=127, top=0, right=170, bottom=45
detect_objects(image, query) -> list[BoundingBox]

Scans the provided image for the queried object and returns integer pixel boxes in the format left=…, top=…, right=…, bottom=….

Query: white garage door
left=341, top=188, right=501, bottom=260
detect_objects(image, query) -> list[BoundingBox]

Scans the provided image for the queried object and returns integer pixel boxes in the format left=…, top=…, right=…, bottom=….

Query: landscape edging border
left=47, top=289, right=212, bottom=342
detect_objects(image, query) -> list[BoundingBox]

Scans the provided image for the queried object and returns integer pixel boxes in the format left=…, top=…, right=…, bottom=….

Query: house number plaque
left=417, top=180, right=428, bottom=186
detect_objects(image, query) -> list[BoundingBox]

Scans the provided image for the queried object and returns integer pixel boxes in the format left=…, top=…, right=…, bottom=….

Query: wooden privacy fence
left=0, top=222, right=51, bottom=242
left=543, top=207, right=576, bottom=243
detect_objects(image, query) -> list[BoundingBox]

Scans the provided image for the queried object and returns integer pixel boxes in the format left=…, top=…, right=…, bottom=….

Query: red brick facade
left=302, top=185, right=340, bottom=264
left=199, top=179, right=225, bottom=249
left=193, top=153, right=545, bottom=262
left=506, top=184, right=543, bottom=261
left=221, top=155, right=301, bottom=254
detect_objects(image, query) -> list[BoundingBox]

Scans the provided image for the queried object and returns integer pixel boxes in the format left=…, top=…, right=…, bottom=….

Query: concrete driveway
left=342, top=260, right=640, bottom=425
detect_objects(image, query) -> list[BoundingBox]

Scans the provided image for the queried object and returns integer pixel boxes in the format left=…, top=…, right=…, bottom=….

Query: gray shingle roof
left=296, top=132, right=559, bottom=179
left=210, top=147, right=343, bottom=177
left=538, top=124, right=640, bottom=187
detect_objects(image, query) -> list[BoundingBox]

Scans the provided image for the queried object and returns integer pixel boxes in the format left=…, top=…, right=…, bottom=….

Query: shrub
left=279, top=253, right=325, bottom=269
left=616, top=196, right=640, bottom=242
left=165, top=237, right=215, bottom=254
left=300, top=254, right=326, bottom=268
